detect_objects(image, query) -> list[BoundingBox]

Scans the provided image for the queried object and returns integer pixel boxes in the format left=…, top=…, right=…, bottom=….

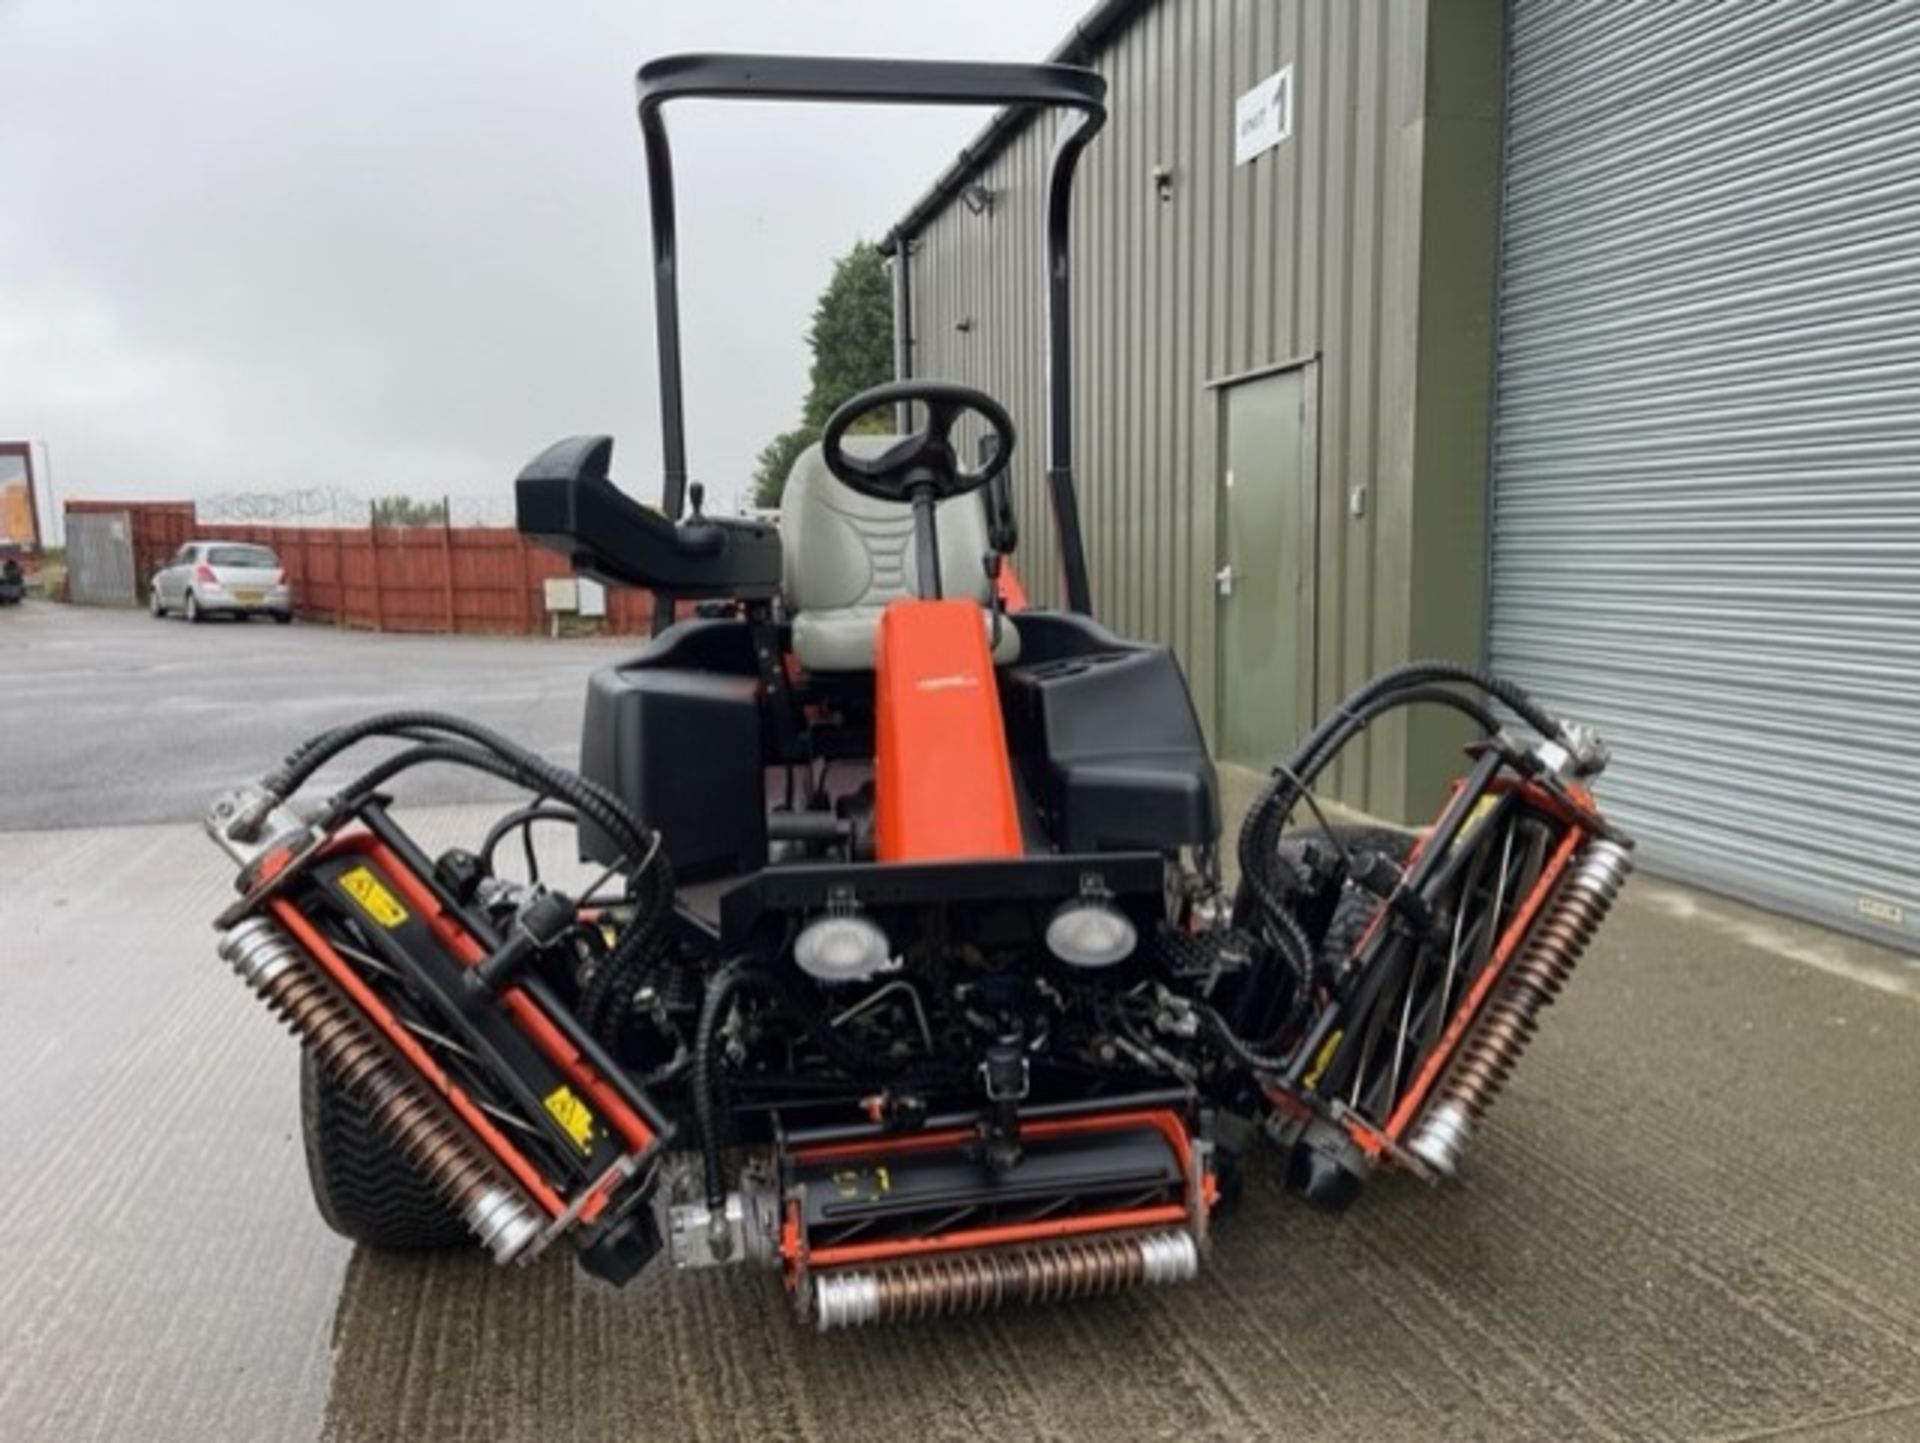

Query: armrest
left=514, top=436, right=781, bottom=598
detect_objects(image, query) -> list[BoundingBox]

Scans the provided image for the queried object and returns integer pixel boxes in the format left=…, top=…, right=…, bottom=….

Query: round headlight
left=793, top=912, right=894, bottom=984
left=1044, top=899, right=1138, bottom=968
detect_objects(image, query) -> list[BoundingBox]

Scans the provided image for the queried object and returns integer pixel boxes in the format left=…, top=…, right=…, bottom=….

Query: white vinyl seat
left=778, top=437, right=1020, bottom=672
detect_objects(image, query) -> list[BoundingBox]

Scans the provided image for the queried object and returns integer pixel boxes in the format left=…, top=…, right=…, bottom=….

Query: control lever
left=678, top=480, right=724, bottom=557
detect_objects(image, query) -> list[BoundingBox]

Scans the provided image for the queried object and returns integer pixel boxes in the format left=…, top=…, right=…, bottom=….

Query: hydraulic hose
left=287, top=714, right=678, bottom=1050
left=693, top=962, right=753, bottom=1210
left=1192, top=999, right=1292, bottom=1075
left=691, top=961, right=969, bottom=1209
left=285, top=710, right=655, bottom=863
left=1237, top=681, right=1504, bottom=930
left=1229, top=662, right=1559, bottom=1007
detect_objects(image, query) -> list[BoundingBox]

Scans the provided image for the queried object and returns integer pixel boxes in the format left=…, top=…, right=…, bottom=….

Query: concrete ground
left=4, top=601, right=1920, bottom=1442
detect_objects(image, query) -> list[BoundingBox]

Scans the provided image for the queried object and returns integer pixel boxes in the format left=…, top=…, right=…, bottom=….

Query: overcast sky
left=0, top=0, right=1087, bottom=528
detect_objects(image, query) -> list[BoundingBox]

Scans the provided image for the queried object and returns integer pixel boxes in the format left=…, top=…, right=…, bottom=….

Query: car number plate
left=234, top=589, right=264, bottom=604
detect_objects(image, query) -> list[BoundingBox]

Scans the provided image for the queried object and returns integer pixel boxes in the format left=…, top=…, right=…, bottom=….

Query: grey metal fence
left=66, top=510, right=137, bottom=606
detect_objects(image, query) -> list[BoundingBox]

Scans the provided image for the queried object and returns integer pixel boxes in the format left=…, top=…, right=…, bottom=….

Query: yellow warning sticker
left=829, top=1166, right=892, bottom=1201
left=1302, top=1028, right=1344, bottom=1090
left=339, top=865, right=408, bottom=928
left=1452, top=794, right=1501, bottom=851
left=543, top=1085, right=596, bottom=1154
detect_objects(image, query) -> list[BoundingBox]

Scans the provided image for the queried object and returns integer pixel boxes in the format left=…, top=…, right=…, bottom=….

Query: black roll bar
left=634, top=53, right=1107, bottom=623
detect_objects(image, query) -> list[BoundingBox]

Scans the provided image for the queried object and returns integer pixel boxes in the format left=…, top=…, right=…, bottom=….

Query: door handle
left=1215, top=563, right=1235, bottom=597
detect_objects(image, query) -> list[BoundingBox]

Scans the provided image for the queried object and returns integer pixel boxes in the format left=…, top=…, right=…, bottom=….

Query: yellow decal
left=339, top=865, right=408, bottom=928
left=829, top=1166, right=892, bottom=1201
left=1302, top=1028, right=1344, bottom=1090
left=543, top=1085, right=596, bottom=1154
left=1452, top=795, right=1501, bottom=851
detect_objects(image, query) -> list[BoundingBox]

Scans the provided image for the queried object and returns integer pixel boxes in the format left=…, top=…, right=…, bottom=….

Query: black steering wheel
left=819, top=380, right=1015, bottom=504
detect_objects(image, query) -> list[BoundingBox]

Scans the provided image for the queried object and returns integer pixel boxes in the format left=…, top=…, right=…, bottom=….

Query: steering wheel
left=819, top=380, right=1015, bottom=504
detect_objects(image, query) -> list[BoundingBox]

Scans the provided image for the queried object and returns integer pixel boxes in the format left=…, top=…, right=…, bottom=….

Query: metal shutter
left=1489, top=0, right=1920, bottom=948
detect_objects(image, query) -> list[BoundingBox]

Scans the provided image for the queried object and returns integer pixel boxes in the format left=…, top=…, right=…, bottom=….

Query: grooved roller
left=808, top=1229, right=1200, bottom=1331
left=218, top=915, right=544, bottom=1263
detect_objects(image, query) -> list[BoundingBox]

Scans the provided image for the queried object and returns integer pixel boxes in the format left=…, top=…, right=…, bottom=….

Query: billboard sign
left=0, top=443, right=39, bottom=550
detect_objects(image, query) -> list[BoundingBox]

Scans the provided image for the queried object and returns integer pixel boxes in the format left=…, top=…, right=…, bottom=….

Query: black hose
left=690, top=961, right=970, bottom=1210
left=300, top=715, right=677, bottom=1050
left=1228, top=664, right=1546, bottom=1018
left=1237, top=681, right=1505, bottom=929
left=273, top=709, right=653, bottom=863
left=1235, top=908, right=1313, bottom=1042
left=693, top=962, right=753, bottom=1210
left=1192, top=999, right=1293, bottom=1074
left=479, top=804, right=579, bottom=880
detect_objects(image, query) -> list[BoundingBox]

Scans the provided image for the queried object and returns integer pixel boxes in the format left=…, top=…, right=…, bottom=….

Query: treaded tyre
left=300, top=1050, right=469, bottom=1252
left=1275, top=824, right=1418, bottom=964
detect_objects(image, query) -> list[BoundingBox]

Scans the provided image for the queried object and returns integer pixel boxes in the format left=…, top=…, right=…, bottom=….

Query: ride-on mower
left=205, top=55, right=1633, bottom=1331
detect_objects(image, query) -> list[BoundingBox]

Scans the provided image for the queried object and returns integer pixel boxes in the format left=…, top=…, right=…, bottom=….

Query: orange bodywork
left=995, top=562, right=1030, bottom=613
left=872, top=597, right=1023, bottom=863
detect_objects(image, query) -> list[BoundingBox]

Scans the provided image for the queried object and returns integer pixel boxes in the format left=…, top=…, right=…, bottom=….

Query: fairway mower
left=205, top=55, right=1632, bottom=1331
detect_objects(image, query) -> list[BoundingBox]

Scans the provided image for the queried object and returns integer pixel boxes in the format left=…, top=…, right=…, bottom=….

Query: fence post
left=367, top=503, right=385, bottom=632
left=517, top=539, right=535, bottom=635
left=333, top=525, right=344, bottom=627
left=440, top=497, right=456, bottom=634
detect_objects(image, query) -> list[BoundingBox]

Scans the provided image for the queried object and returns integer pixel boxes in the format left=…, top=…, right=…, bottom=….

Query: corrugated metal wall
left=1490, top=0, right=1920, bottom=946
left=906, top=0, right=1450, bottom=814
left=65, top=510, right=137, bottom=606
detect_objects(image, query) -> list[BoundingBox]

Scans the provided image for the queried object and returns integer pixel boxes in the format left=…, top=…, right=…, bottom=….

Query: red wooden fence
left=64, top=500, right=656, bottom=635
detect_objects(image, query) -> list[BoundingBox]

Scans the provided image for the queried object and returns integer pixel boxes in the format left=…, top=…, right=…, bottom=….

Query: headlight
left=793, top=911, right=894, bottom=984
left=1044, top=895, right=1137, bottom=968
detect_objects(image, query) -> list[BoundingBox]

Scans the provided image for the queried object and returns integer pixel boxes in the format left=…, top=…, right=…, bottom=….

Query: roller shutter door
left=1489, top=1, right=1920, bottom=947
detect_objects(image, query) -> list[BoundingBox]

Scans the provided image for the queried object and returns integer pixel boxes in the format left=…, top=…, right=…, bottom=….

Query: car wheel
left=273, top=610, right=293, bottom=625
left=150, top=588, right=166, bottom=618
left=185, top=591, right=204, bottom=623
left=300, top=1051, right=469, bottom=1252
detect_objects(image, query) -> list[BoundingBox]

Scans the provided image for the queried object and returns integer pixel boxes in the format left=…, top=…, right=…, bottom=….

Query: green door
left=1216, top=366, right=1315, bottom=767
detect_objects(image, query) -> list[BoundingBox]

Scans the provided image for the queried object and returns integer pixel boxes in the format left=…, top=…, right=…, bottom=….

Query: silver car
left=150, top=540, right=293, bottom=623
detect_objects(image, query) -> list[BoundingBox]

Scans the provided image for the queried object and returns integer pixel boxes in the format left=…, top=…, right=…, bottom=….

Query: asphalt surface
left=0, top=601, right=633, bottom=830
left=6, top=601, right=1920, bottom=1442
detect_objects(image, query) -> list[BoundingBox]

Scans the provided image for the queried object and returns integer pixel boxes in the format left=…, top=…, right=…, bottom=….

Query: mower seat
left=778, top=438, right=1019, bottom=672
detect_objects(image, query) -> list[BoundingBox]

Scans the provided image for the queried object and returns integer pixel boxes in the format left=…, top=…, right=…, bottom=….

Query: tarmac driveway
left=0, top=601, right=633, bottom=830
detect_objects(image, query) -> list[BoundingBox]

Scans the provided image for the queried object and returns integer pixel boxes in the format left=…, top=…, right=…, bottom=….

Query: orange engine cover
left=873, top=598, right=1023, bottom=863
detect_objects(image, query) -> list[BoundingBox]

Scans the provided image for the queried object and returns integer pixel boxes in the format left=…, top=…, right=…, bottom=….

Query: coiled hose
left=263, top=711, right=676, bottom=1049
left=1206, top=663, right=1563, bottom=1074
left=1236, top=663, right=1555, bottom=930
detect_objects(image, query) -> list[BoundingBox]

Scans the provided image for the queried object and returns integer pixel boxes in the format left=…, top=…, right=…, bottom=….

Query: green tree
left=752, top=239, right=894, bottom=508
left=369, top=495, right=448, bottom=528
left=751, top=426, right=820, bottom=510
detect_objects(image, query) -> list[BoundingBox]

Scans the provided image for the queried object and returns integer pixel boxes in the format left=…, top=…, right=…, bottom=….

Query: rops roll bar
left=635, top=53, right=1107, bottom=620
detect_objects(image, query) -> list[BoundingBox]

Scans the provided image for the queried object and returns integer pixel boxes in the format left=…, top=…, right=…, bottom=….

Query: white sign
left=577, top=577, right=607, bottom=619
left=543, top=576, right=578, bottom=613
left=1234, top=66, right=1293, bottom=166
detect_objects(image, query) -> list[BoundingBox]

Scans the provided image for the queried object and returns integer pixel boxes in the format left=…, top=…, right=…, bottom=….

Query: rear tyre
left=299, top=1051, right=469, bottom=1252
left=1273, top=825, right=1418, bottom=964
left=184, top=591, right=204, bottom=623
left=272, top=610, right=293, bottom=625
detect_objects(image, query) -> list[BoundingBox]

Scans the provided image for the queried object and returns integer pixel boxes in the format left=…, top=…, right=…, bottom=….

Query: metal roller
left=1405, top=838, right=1633, bottom=1177
left=218, top=915, right=545, bottom=1263
left=808, top=1229, right=1200, bottom=1331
